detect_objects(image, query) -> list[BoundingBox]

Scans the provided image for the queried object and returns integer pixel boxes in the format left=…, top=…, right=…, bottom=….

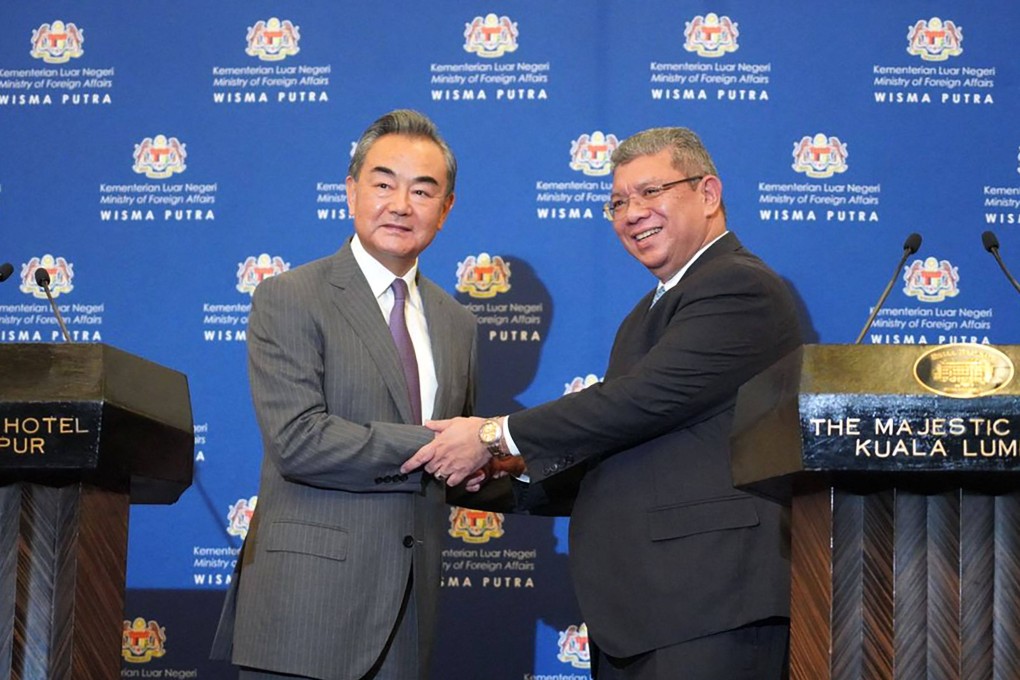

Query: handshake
left=401, top=416, right=527, bottom=491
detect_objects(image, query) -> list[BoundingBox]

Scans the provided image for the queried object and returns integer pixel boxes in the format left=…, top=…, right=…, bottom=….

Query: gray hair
left=348, top=109, right=457, bottom=197
left=612, top=127, right=725, bottom=216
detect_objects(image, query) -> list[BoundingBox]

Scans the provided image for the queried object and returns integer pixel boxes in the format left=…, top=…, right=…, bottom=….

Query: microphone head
left=903, top=233, right=922, bottom=255
left=0, top=262, right=13, bottom=283
left=34, top=267, right=51, bottom=287
left=982, top=230, right=1000, bottom=253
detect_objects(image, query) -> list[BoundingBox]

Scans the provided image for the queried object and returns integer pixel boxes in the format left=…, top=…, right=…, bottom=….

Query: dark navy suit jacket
left=512, top=232, right=802, bottom=658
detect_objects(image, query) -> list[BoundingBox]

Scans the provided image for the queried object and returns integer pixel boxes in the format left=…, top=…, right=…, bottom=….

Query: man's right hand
left=463, top=456, right=528, bottom=492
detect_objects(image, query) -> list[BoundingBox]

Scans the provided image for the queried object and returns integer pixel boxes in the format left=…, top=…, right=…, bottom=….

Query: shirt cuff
left=502, top=416, right=530, bottom=483
left=502, top=415, right=521, bottom=456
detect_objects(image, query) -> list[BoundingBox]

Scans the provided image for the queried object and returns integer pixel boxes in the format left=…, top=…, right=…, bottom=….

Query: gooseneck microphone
left=34, top=267, right=72, bottom=342
left=854, top=232, right=923, bottom=344
left=982, top=230, right=1020, bottom=296
left=0, top=263, right=13, bottom=282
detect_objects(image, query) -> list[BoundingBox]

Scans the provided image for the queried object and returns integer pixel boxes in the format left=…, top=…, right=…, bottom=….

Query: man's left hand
left=402, top=416, right=490, bottom=486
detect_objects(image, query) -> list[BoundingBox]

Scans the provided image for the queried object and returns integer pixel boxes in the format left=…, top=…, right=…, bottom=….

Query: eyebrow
left=369, top=165, right=441, bottom=187
left=609, top=179, right=661, bottom=198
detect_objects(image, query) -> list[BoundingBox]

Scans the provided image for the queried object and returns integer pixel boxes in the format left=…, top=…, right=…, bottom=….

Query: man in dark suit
left=212, top=110, right=477, bottom=680
left=403, top=126, right=802, bottom=679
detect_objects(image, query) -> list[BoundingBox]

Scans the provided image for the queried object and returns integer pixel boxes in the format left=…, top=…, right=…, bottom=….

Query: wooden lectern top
left=0, top=343, right=193, bottom=504
left=731, top=343, right=1020, bottom=501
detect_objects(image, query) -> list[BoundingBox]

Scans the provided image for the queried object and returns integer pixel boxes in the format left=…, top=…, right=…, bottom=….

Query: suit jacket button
left=383, top=475, right=393, bottom=483
left=374, top=477, right=384, bottom=484
left=403, top=535, right=415, bottom=548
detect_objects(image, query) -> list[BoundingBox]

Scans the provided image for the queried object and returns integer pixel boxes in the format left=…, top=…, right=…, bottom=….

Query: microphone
left=0, top=263, right=13, bottom=282
left=34, top=267, right=72, bottom=342
left=854, top=233, right=922, bottom=344
left=982, top=231, right=1020, bottom=296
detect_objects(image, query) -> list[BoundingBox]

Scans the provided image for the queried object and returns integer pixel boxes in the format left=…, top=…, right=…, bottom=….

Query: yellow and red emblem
left=557, top=622, right=591, bottom=669
left=121, top=617, right=167, bottom=663
left=903, top=257, right=960, bottom=303
left=684, top=14, right=739, bottom=58
left=227, top=496, right=258, bottom=539
left=20, top=255, right=73, bottom=300
left=570, top=132, right=620, bottom=177
left=464, top=14, right=519, bottom=58
left=456, top=253, right=511, bottom=299
left=30, top=21, right=84, bottom=64
left=246, top=18, right=301, bottom=61
left=449, top=507, right=505, bottom=544
left=907, top=18, right=962, bottom=62
left=236, top=254, right=290, bottom=296
left=133, top=135, right=187, bottom=179
left=792, top=134, right=848, bottom=179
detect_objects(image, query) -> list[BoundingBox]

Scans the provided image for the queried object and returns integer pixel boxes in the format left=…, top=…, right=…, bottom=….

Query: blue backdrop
left=2, top=2, right=1019, bottom=678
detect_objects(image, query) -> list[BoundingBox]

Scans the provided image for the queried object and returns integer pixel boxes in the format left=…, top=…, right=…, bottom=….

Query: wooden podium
left=0, top=343, right=193, bottom=680
left=732, top=344, right=1020, bottom=680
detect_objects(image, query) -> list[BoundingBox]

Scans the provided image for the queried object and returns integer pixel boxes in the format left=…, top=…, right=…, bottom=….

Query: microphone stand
left=35, top=268, right=72, bottom=342
left=854, top=246, right=916, bottom=345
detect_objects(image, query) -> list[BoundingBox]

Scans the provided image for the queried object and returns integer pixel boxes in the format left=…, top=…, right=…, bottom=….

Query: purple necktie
left=389, top=278, right=422, bottom=425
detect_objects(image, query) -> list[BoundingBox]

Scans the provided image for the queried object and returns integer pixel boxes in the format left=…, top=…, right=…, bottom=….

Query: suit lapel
left=420, top=277, right=451, bottom=419
left=644, top=232, right=742, bottom=314
left=677, top=232, right=741, bottom=283
left=608, top=233, right=744, bottom=379
left=327, top=244, right=417, bottom=424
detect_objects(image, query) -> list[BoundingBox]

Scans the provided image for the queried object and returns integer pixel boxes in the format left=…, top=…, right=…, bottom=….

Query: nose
left=623, top=196, right=651, bottom=223
left=388, top=189, right=412, bottom=215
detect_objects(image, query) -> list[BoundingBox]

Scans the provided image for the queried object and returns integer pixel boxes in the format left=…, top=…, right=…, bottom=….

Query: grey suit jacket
left=212, top=242, right=477, bottom=680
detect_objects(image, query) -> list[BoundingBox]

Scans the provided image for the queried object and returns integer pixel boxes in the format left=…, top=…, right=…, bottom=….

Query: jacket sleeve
left=247, top=273, right=434, bottom=492
left=509, top=261, right=798, bottom=483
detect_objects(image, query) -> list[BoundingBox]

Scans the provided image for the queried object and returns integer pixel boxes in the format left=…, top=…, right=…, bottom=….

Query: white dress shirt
left=351, top=235, right=438, bottom=423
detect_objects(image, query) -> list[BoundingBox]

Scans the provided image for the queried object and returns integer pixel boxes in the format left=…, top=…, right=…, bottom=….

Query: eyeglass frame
left=603, top=175, right=705, bottom=221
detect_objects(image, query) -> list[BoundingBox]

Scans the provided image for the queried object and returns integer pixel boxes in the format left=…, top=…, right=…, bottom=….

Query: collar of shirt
left=349, top=235, right=437, bottom=422
left=350, top=234, right=423, bottom=315
left=658, top=230, right=729, bottom=293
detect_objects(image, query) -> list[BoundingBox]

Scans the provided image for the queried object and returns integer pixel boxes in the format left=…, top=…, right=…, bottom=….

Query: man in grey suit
left=404, top=127, right=801, bottom=679
left=212, top=110, right=477, bottom=680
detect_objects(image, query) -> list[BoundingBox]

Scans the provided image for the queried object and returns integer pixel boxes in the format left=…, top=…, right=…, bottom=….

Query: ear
left=345, top=175, right=357, bottom=216
left=700, top=175, right=722, bottom=216
left=436, top=192, right=455, bottom=231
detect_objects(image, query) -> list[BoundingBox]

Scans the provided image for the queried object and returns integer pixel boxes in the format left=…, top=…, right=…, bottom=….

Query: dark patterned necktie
left=389, top=278, right=422, bottom=424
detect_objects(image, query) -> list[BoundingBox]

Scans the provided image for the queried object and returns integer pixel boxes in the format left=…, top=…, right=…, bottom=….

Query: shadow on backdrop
left=432, top=255, right=586, bottom=679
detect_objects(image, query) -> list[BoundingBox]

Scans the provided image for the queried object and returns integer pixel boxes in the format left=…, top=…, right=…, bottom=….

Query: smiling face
left=609, top=149, right=725, bottom=282
left=346, top=133, right=455, bottom=276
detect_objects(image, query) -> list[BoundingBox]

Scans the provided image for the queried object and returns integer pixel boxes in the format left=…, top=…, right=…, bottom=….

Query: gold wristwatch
left=478, top=417, right=509, bottom=458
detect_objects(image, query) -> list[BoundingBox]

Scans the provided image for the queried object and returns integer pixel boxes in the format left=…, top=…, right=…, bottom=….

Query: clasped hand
left=401, top=416, right=524, bottom=489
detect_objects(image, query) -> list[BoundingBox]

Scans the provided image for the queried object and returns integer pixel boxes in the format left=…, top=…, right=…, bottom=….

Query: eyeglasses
left=603, top=176, right=704, bottom=221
